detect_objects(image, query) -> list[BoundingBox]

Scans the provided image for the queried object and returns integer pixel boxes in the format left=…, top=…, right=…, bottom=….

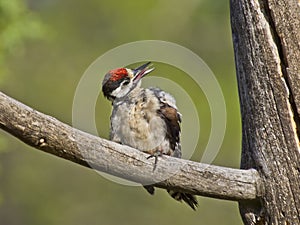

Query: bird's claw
left=147, top=151, right=163, bottom=171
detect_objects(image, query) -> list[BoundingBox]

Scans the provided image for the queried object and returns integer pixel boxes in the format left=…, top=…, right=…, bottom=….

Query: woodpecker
left=102, top=62, right=198, bottom=210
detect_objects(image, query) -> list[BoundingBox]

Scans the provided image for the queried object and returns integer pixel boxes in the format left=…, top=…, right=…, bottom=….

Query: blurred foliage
left=0, top=0, right=45, bottom=83
left=0, top=0, right=45, bottom=212
left=0, top=0, right=242, bottom=224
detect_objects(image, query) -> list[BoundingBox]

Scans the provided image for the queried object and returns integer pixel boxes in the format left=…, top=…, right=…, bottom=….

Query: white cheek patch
left=111, top=85, right=132, bottom=98
left=111, top=86, right=123, bottom=98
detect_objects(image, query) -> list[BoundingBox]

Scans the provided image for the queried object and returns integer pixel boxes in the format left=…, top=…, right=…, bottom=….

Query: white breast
left=110, top=88, right=168, bottom=152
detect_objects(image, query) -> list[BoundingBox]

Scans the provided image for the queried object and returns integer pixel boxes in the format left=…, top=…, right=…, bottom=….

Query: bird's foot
left=146, top=150, right=163, bottom=171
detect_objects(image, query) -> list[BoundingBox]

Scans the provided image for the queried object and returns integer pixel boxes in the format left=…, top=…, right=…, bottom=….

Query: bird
left=102, top=62, right=198, bottom=210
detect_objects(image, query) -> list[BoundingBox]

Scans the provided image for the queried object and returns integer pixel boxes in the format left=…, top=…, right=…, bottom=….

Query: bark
left=230, top=0, right=300, bottom=224
left=0, top=91, right=261, bottom=201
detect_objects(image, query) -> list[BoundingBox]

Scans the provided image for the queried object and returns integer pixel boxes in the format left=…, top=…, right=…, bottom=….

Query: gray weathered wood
left=231, top=0, right=300, bottom=224
left=0, top=91, right=261, bottom=201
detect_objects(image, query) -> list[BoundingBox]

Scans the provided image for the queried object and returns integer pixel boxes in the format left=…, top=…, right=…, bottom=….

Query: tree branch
left=0, top=91, right=261, bottom=201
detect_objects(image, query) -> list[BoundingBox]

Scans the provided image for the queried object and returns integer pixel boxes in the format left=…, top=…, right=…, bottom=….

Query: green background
left=0, top=0, right=242, bottom=224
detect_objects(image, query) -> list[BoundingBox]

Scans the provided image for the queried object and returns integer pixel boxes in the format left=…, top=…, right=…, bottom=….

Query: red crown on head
left=109, top=68, right=128, bottom=81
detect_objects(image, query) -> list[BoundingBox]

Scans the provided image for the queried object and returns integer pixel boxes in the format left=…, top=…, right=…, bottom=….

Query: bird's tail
left=143, top=186, right=198, bottom=210
left=168, top=190, right=198, bottom=210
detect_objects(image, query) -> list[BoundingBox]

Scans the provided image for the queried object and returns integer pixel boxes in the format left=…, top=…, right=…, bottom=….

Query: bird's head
left=102, top=62, right=154, bottom=101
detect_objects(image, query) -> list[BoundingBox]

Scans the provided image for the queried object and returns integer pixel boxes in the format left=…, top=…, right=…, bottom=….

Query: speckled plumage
left=110, top=86, right=181, bottom=158
left=102, top=62, right=198, bottom=210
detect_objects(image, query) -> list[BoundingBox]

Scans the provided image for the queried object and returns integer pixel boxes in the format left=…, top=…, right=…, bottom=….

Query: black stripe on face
left=102, top=76, right=130, bottom=100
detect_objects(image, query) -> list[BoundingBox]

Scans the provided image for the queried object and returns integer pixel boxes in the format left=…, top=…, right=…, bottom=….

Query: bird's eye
left=123, top=80, right=130, bottom=86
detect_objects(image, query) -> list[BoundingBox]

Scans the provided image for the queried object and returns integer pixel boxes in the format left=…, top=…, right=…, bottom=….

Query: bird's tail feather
left=143, top=185, right=198, bottom=210
left=168, top=190, right=198, bottom=210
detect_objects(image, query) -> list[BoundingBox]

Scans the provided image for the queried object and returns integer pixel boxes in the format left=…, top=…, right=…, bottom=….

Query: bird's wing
left=150, top=88, right=182, bottom=158
left=158, top=104, right=182, bottom=158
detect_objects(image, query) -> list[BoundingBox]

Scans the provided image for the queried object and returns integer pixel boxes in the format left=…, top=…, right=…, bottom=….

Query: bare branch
left=0, top=91, right=261, bottom=201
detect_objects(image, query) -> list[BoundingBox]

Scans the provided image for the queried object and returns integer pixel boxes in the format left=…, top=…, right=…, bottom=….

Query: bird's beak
left=133, top=62, right=155, bottom=83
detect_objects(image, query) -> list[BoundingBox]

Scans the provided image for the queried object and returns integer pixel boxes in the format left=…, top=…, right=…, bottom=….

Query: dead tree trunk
left=230, top=0, right=300, bottom=224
